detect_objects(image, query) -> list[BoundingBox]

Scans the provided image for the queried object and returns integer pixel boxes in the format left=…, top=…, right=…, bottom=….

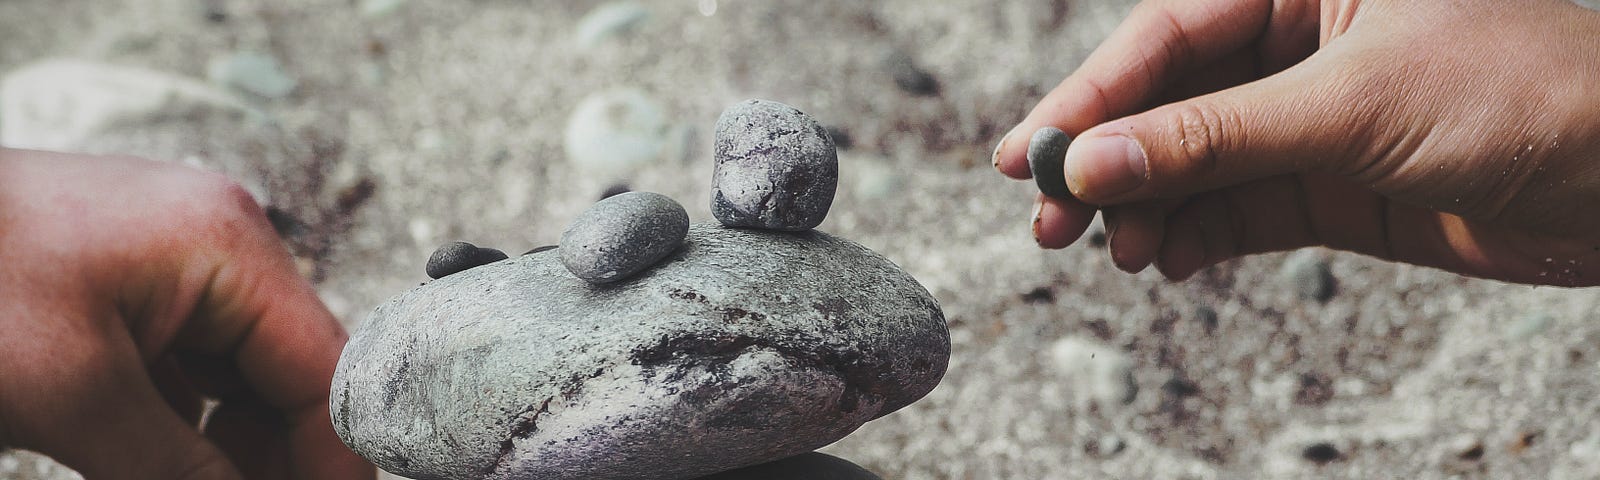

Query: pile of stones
left=333, top=100, right=947, bottom=480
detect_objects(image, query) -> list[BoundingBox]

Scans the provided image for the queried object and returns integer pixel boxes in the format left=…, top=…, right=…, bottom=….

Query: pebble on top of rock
left=426, top=241, right=509, bottom=280
left=1028, top=126, right=1073, bottom=199
left=712, top=99, right=839, bottom=231
left=333, top=224, right=949, bottom=480
left=560, top=191, right=689, bottom=284
left=599, top=182, right=632, bottom=199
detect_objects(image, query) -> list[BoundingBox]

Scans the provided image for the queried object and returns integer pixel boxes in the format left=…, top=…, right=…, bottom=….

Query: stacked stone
left=558, top=191, right=690, bottom=284
left=344, top=100, right=933, bottom=480
left=711, top=99, right=839, bottom=231
left=551, top=98, right=839, bottom=285
left=424, top=241, right=508, bottom=279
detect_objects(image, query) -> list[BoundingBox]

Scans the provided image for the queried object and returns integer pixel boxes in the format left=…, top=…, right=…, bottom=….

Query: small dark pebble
left=263, top=205, right=306, bottom=237
left=366, top=38, right=388, bottom=57
left=1301, top=443, right=1343, bottom=464
left=1162, top=377, right=1200, bottom=397
left=1087, top=229, right=1107, bottom=248
left=825, top=125, right=853, bottom=150
left=1028, top=127, right=1073, bottom=199
left=336, top=177, right=377, bottom=213
left=1020, top=286, right=1055, bottom=304
left=1195, top=306, right=1219, bottom=334
left=426, top=241, right=509, bottom=279
left=1304, top=265, right=1337, bottom=302
left=694, top=452, right=881, bottom=480
left=1284, top=254, right=1338, bottom=302
left=1457, top=442, right=1485, bottom=461
left=885, top=51, right=939, bottom=96
left=1293, top=372, right=1334, bottom=406
left=524, top=245, right=558, bottom=255
left=201, top=0, right=227, bottom=23
left=1510, top=430, right=1541, bottom=454
left=600, top=183, right=632, bottom=200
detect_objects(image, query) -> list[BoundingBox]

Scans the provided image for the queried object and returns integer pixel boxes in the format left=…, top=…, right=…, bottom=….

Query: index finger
left=173, top=180, right=373, bottom=479
left=994, top=0, right=1290, bottom=179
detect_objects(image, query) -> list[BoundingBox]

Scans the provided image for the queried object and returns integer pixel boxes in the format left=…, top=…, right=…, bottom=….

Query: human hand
left=993, top=0, right=1600, bottom=285
left=0, top=149, right=373, bottom=479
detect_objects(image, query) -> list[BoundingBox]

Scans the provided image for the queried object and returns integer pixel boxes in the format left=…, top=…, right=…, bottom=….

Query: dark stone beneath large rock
left=695, top=452, right=882, bottom=480
left=331, top=224, right=949, bottom=480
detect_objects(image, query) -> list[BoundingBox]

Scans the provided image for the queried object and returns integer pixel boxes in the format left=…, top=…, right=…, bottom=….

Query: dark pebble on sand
left=1301, top=443, right=1344, bottom=464
left=885, top=51, right=939, bottom=96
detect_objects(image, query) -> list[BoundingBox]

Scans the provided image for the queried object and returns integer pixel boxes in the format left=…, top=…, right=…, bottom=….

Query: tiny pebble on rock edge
left=600, top=183, right=632, bottom=199
left=712, top=99, right=839, bottom=231
left=560, top=191, right=690, bottom=284
left=425, top=241, right=508, bottom=279
left=1028, top=126, right=1072, bottom=199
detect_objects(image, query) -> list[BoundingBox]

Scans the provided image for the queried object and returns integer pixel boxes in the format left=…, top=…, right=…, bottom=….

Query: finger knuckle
left=1164, top=102, right=1241, bottom=178
left=180, top=173, right=268, bottom=229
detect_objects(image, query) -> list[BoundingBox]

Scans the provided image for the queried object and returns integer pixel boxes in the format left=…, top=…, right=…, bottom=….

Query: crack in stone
left=668, top=288, right=769, bottom=323
left=629, top=330, right=885, bottom=415
left=490, top=365, right=610, bottom=475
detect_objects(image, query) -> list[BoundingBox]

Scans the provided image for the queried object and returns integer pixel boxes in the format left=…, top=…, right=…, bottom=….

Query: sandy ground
left=3, top=1, right=1600, bottom=479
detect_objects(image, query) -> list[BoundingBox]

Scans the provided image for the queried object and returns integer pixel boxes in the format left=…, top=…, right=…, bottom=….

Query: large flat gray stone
left=332, top=224, right=948, bottom=480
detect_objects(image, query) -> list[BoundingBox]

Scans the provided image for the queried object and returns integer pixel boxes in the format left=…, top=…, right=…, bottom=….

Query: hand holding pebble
left=994, top=0, right=1600, bottom=286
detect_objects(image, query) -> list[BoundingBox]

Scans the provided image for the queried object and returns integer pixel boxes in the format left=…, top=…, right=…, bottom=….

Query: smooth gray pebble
left=1028, top=126, right=1073, bottom=199
left=560, top=191, right=689, bottom=283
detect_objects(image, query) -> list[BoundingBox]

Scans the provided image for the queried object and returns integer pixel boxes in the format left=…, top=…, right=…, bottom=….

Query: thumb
left=1062, top=62, right=1373, bottom=205
left=11, top=337, right=247, bottom=480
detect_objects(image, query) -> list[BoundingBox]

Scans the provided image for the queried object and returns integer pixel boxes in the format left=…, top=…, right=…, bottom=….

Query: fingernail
left=1030, top=199, right=1044, bottom=246
left=1064, top=135, right=1147, bottom=198
left=992, top=127, right=1017, bottom=171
